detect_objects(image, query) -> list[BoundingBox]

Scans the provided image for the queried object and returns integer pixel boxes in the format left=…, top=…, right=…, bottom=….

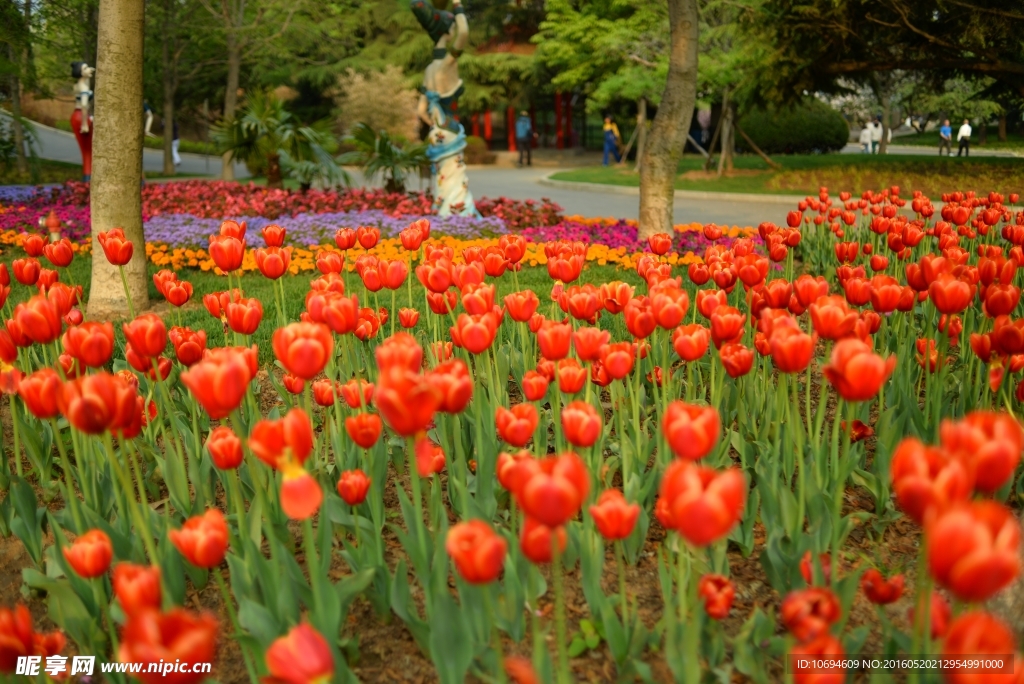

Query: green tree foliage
left=337, top=121, right=427, bottom=193
left=739, top=99, right=849, bottom=154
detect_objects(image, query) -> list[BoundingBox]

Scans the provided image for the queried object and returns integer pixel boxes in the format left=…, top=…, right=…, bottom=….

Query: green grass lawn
left=551, top=153, right=1024, bottom=197
left=0, top=159, right=84, bottom=185
left=897, top=130, right=1024, bottom=152
left=4, top=251, right=646, bottom=368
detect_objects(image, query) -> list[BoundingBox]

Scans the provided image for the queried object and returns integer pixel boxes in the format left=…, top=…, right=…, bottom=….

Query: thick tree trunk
left=161, top=0, right=176, bottom=176
left=89, top=0, right=149, bottom=318
left=979, top=121, right=988, bottom=145
left=221, top=31, right=240, bottom=181
left=266, top=153, right=282, bottom=189
left=717, top=92, right=734, bottom=177
left=634, top=97, right=647, bottom=172
left=638, top=0, right=698, bottom=240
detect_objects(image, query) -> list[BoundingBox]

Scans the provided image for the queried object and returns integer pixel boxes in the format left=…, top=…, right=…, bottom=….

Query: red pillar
left=555, top=92, right=564, bottom=149
left=484, top=110, right=493, bottom=143
left=507, top=107, right=517, bottom=151
left=565, top=97, right=573, bottom=148
left=471, top=113, right=480, bottom=137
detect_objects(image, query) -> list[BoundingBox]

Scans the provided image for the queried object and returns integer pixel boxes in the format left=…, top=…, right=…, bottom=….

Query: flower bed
left=1, top=185, right=1023, bottom=683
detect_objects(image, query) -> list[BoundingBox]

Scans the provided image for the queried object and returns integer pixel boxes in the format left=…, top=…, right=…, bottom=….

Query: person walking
left=957, top=119, right=972, bottom=157
left=514, top=110, right=534, bottom=167
left=858, top=123, right=871, bottom=153
left=602, top=115, right=622, bottom=166
left=938, top=119, right=952, bottom=156
left=172, top=119, right=181, bottom=166
left=869, top=117, right=882, bottom=154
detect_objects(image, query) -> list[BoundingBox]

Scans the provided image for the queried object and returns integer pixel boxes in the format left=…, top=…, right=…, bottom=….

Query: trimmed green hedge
left=739, top=100, right=849, bottom=155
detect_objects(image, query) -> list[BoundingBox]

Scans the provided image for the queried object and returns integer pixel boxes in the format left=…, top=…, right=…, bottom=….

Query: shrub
left=464, top=136, right=496, bottom=165
left=335, top=66, right=421, bottom=142
left=739, top=99, right=849, bottom=155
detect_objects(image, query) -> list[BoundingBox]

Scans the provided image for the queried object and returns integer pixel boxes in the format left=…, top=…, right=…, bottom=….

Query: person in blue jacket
left=515, top=111, right=534, bottom=166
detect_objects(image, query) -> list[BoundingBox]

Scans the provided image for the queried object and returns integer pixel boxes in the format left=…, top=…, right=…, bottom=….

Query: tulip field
left=2, top=182, right=1024, bottom=684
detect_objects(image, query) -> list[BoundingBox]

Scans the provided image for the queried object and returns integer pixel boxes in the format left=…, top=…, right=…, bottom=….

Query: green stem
left=616, top=540, right=629, bottom=625
left=117, top=264, right=137, bottom=320
left=214, top=567, right=260, bottom=684
left=483, top=585, right=507, bottom=684
left=10, top=395, right=21, bottom=477
left=552, top=536, right=571, bottom=684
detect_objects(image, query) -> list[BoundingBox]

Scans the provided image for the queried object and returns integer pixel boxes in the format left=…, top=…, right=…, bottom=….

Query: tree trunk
left=717, top=95, right=734, bottom=177
left=979, top=121, right=988, bottom=146
left=161, top=0, right=176, bottom=176
left=634, top=96, right=647, bottom=172
left=266, top=153, right=282, bottom=189
left=221, top=30, right=240, bottom=181
left=638, top=0, right=698, bottom=240
left=999, top=113, right=1007, bottom=142
left=10, top=72, right=27, bottom=176
left=89, top=0, right=149, bottom=318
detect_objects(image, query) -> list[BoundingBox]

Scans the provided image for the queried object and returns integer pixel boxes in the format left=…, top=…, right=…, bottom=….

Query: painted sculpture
left=71, top=61, right=95, bottom=181
left=413, top=0, right=479, bottom=217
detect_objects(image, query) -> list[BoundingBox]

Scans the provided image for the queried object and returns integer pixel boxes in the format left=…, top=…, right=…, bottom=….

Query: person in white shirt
left=869, top=119, right=882, bottom=153
left=957, top=119, right=972, bottom=157
left=858, top=124, right=872, bottom=153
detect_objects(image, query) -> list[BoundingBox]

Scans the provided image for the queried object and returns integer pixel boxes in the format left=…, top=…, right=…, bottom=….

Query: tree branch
left=627, top=53, right=658, bottom=68
left=942, top=0, right=1024, bottom=21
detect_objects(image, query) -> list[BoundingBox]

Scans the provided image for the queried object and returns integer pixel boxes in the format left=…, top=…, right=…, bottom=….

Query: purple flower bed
left=143, top=210, right=509, bottom=247
left=521, top=220, right=766, bottom=255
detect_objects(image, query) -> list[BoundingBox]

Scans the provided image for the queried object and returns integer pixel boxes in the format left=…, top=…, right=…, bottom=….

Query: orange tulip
left=515, top=452, right=590, bottom=528
left=265, top=622, right=334, bottom=684
left=672, top=324, right=710, bottom=362
left=123, top=313, right=167, bottom=359
left=18, top=368, right=62, bottom=419
left=280, top=468, right=323, bottom=520
left=337, top=469, right=371, bottom=506
left=561, top=401, right=601, bottom=447
left=305, top=292, right=358, bottom=335
left=254, top=246, right=291, bottom=279
left=225, top=297, right=263, bottom=335
left=537, top=320, right=572, bottom=360
left=112, top=563, right=162, bottom=617
left=374, top=368, right=441, bottom=436
left=697, top=574, right=735, bottom=620
left=451, top=313, right=497, bottom=354
left=623, top=297, right=656, bottom=339
left=62, top=529, right=113, bottom=578
left=599, top=341, right=634, bottom=379
left=13, top=295, right=62, bottom=344
left=206, top=426, right=243, bottom=470
left=180, top=352, right=251, bottom=420
left=657, top=461, right=745, bottom=546
left=398, top=308, right=419, bottom=328
left=59, top=372, right=138, bottom=434
left=809, top=294, right=858, bottom=341
left=556, top=358, right=587, bottom=394
left=262, top=223, right=286, bottom=247
left=709, top=305, right=745, bottom=349
left=428, top=359, right=474, bottom=413
left=43, top=238, right=74, bottom=268
left=588, top=489, right=639, bottom=540
left=209, top=234, right=245, bottom=272
left=572, top=326, right=610, bottom=362
left=890, top=437, right=973, bottom=525
left=169, top=509, right=229, bottom=568
left=719, top=342, right=754, bottom=378
left=663, top=401, right=720, bottom=460
left=521, top=370, right=549, bottom=401
left=345, top=412, right=382, bottom=449
left=273, top=322, right=333, bottom=380
left=356, top=226, right=380, bottom=249
left=339, top=378, right=373, bottom=409
left=117, top=608, right=218, bottom=684
left=770, top=326, right=816, bottom=373
left=97, top=227, right=134, bottom=266
left=249, top=408, right=314, bottom=470
left=12, top=257, right=40, bottom=285
left=822, top=338, right=895, bottom=402
left=928, top=501, right=1021, bottom=602
left=446, top=520, right=507, bottom=584
left=939, top=410, right=1023, bottom=493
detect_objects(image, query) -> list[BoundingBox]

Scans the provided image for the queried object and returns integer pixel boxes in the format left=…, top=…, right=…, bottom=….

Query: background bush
left=464, top=135, right=496, bottom=164
left=739, top=99, right=849, bottom=155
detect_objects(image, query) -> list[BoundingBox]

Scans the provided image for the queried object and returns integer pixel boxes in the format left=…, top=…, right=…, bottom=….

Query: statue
left=413, top=0, right=479, bottom=217
left=71, top=61, right=95, bottom=181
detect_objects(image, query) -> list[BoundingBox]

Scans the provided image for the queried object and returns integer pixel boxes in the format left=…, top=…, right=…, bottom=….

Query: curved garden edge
left=539, top=173, right=808, bottom=206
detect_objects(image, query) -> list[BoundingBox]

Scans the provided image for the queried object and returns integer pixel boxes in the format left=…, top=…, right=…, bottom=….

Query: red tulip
left=280, top=469, right=323, bottom=520
left=556, top=358, right=587, bottom=394
left=43, top=238, right=74, bottom=268
left=112, top=563, right=162, bottom=617
left=18, top=368, right=62, bottom=419
left=117, top=608, right=218, bottom=684
left=519, top=517, right=566, bottom=564
left=451, top=313, right=497, bottom=354
left=345, top=412, right=382, bottom=449
left=663, top=401, right=720, bottom=460
left=446, top=520, right=507, bottom=584
left=647, top=232, right=672, bottom=255
left=225, top=297, right=263, bottom=335
left=169, top=509, right=229, bottom=568
left=13, top=295, right=62, bottom=344
left=335, top=228, right=357, bottom=250
left=890, top=437, right=973, bottom=524
left=941, top=611, right=1017, bottom=683
left=206, top=426, right=243, bottom=470
left=273, top=322, right=333, bottom=380
left=262, top=223, right=286, bottom=247
left=537, top=320, right=572, bottom=360
left=265, top=622, right=334, bottom=684
left=62, top=529, right=113, bottom=578
left=791, top=635, right=845, bottom=684
left=588, top=489, right=639, bottom=540
left=521, top=370, right=549, bottom=401
left=928, top=272, right=975, bottom=314
left=720, top=342, right=753, bottom=378
left=12, top=257, right=40, bottom=285
left=398, top=308, right=419, bottom=328
left=249, top=408, right=314, bottom=470
left=657, top=461, right=745, bottom=546
left=337, top=469, right=371, bottom=506
left=219, top=219, right=246, bottom=239
left=496, top=403, right=539, bottom=447
left=599, top=342, right=635, bottom=379
left=709, top=306, right=745, bottom=349
left=317, top=250, right=344, bottom=275
left=505, top=290, right=540, bottom=322
left=808, top=295, right=858, bottom=341
left=123, top=313, right=167, bottom=359
left=428, top=359, right=473, bottom=413
left=572, top=326, right=610, bottom=362
left=561, top=401, right=602, bottom=447
left=356, top=226, right=379, bottom=249
left=672, top=324, right=711, bottom=362
left=780, top=587, right=841, bottom=642
left=97, top=227, right=134, bottom=266
left=928, top=501, right=1020, bottom=602
left=697, top=574, right=735, bottom=620
left=860, top=568, right=904, bottom=605
left=338, top=378, right=373, bottom=409
left=770, top=326, right=816, bottom=373
left=374, top=368, right=441, bottom=436
left=414, top=437, right=446, bottom=477
left=624, top=297, right=657, bottom=339
left=822, top=338, right=895, bottom=402
left=168, top=326, right=206, bottom=367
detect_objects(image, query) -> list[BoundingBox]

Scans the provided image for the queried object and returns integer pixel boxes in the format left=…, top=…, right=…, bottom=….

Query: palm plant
left=337, top=122, right=428, bottom=193
left=212, top=89, right=341, bottom=189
